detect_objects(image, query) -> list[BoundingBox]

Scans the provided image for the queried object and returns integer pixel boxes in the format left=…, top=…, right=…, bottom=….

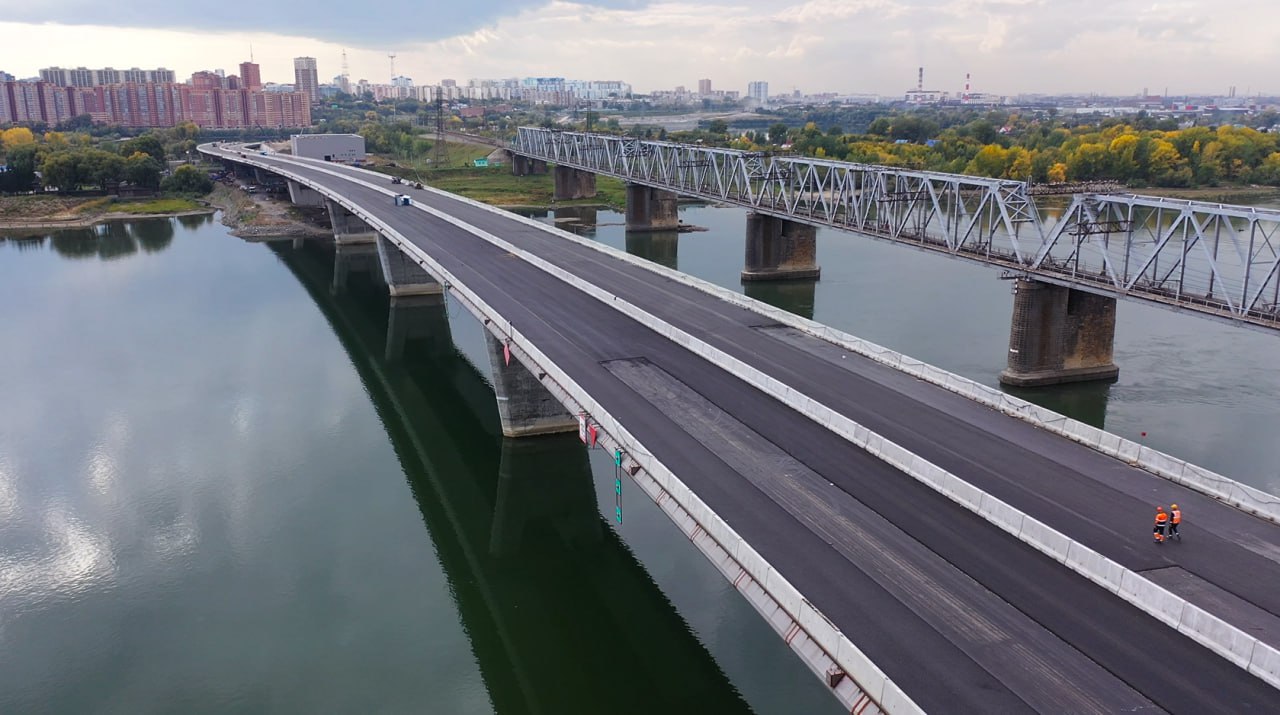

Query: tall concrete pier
left=553, top=166, right=597, bottom=201
left=286, top=179, right=325, bottom=207
left=999, top=278, right=1119, bottom=387
left=326, top=199, right=379, bottom=245
left=625, top=184, right=679, bottom=231
left=511, top=154, right=548, bottom=176
left=741, top=213, right=820, bottom=281
left=486, top=334, right=578, bottom=438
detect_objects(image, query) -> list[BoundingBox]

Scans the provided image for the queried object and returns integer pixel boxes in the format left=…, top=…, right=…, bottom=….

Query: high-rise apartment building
left=239, top=61, right=262, bottom=90
left=747, top=81, right=769, bottom=103
left=293, top=57, right=319, bottom=102
left=39, top=66, right=173, bottom=87
left=698, top=78, right=712, bottom=95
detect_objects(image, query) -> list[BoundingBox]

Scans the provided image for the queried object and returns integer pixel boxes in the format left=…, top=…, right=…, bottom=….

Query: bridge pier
left=375, top=235, right=440, bottom=297
left=625, top=184, right=679, bottom=232
left=553, top=165, right=597, bottom=201
left=741, top=213, right=821, bottom=281
left=326, top=199, right=379, bottom=245
left=286, top=179, right=325, bottom=207
left=486, top=334, right=577, bottom=438
left=489, top=435, right=602, bottom=557
left=999, top=278, right=1119, bottom=387
left=744, top=280, right=816, bottom=321
left=511, top=154, right=548, bottom=176
left=385, top=293, right=452, bottom=362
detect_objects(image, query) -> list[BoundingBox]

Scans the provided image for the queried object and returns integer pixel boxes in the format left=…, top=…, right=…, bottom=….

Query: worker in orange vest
left=1169, top=504, right=1182, bottom=541
left=1154, top=506, right=1169, bottom=543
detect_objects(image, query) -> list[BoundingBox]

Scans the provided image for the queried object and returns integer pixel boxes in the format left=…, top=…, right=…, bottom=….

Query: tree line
left=0, top=123, right=211, bottom=194
left=717, top=112, right=1280, bottom=188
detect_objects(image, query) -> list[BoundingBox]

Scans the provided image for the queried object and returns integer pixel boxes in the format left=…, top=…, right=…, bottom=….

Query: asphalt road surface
left=208, top=147, right=1280, bottom=713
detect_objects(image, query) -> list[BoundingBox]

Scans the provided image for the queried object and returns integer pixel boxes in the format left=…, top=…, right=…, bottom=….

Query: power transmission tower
left=433, top=86, right=448, bottom=170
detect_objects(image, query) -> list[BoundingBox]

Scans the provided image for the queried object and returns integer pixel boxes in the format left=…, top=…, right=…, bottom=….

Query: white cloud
left=2, top=0, right=1278, bottom=96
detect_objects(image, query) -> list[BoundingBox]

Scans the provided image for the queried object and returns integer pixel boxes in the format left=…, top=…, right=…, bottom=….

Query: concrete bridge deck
left=203, top=145, right=1280, bottom=713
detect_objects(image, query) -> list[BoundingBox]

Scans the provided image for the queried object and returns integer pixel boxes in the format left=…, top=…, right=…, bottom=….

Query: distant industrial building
left=290, top=133, right=364, bottom=163
left=293, top=57, right=319, bottom=103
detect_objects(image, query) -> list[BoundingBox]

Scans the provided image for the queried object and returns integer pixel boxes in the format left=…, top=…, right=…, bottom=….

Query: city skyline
left=1, top=0, right=1277, bottom=98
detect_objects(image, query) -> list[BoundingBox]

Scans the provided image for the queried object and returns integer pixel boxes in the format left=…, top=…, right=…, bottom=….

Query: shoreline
left=0, top=208, right=215, bottom=233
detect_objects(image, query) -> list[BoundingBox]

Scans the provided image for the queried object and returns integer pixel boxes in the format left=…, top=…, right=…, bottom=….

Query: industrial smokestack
left=918, top=67, right=924, bottom=92
left=965, top=72, right=970, bottom=97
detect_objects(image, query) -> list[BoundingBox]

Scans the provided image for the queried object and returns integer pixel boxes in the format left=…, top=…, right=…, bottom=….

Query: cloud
left=2, top=0, right=1278, bottom=95
left=0, top=0, right=648, bottom=46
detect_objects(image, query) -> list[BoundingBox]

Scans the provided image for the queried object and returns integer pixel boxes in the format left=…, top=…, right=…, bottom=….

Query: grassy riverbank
left=0, top=194, right=210, bottom=229
left=366, top=141, right=628, bottom=208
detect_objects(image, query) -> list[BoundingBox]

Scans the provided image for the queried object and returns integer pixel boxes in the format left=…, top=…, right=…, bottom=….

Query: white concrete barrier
left=1178, top=606, right=1258, bottom=670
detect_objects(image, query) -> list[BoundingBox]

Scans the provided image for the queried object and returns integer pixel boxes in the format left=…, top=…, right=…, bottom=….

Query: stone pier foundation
left=625, top=184, right=680, bottom=231
left=385, top=293, right=452, bottom=362
left=741, top=213, right=820, bottom=281
left=486, top=334, right=577, bottom=438
left=999, top=278, right=1119, bottom=387
left=511, top=155, right=548, bottom=176
left=553, top=165, right=597, bottom=200
left=286, top=179, right=325, bottom=207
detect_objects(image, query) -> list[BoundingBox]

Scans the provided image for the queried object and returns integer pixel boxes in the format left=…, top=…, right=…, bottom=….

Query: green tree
left=120, top=134, right=166, bottom=162
left=124, top=151, right=164, bottom=188
left=161, top=164, right=213, bottom=194
left=39, top=151, right=87, bottom=190
left=706, top=119, right=729, bottom=136
left=767, top=122, right=789, bottom=144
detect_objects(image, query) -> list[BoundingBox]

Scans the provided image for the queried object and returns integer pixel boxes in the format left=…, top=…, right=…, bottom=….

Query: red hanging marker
left=503, top=341, right=511, bottom=367
left=588, top=423, right=598, bottom=447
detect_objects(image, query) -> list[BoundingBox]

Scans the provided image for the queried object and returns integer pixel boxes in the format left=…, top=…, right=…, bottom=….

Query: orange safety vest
left=1171, top=509, right=1181, bottom=524
left=1155, top=511, right=1168, bottom=526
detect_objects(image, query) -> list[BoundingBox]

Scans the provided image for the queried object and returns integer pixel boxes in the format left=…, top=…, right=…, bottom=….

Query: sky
left=1, top=0, right=1277, bottom=97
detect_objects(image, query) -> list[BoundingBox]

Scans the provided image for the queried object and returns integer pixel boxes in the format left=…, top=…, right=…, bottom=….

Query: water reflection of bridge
left=272, top=240, right=754, bottom=714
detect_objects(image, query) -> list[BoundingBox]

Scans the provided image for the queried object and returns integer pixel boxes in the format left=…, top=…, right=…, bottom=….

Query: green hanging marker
left=614, top=449, right=623, bottom=467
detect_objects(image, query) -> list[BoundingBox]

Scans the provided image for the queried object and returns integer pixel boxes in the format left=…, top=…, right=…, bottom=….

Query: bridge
left=510, top=127, right=1280, bottom=387
left=202, top=142, right=1280, bottom=713
left=273, top=240, right=762, bottom=712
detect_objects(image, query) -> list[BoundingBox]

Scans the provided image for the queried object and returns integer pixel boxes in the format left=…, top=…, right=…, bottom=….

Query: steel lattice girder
left=514, top=128, right=1280, bottom=330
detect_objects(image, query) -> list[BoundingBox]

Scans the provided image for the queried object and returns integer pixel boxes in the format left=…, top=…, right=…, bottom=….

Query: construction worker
left=1169, top=504, right=1182, bottom=541
left=1154, top=506, right=1169, bottom=543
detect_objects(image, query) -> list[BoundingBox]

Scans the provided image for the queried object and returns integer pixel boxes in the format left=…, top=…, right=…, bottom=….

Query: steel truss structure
left=513, top=127, right=1280, bottom=330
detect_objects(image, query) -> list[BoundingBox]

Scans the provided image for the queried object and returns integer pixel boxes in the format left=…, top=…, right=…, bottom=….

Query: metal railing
left=512, top=127, right=1280, bottom=330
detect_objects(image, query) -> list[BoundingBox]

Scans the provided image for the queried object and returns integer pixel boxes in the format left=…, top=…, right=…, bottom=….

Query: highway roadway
left=209, top=147, right=1280, bottom=713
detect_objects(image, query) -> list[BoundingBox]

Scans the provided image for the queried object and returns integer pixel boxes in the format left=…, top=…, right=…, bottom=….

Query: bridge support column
left=326, top=199, right=379, bottom=245
left=486, top=334, right=577, bottom=438
left=511, top=155, right=547, bottom=176
left=385, top=293, right=452, bottom=362
left=625, top=184, right=679, bottom=231
left=553, top=165, right=597, bottom=200
left=741, top=213, right=820, bottom=281
left=286, top=179, right=325, bottom=207
left=375, top=235, right=440, bottom=297
left=999, top=278, right=1119, bottom=387
left=331, top=242, right=379, bottom=295
left=490, top=435, right=602, bottom=556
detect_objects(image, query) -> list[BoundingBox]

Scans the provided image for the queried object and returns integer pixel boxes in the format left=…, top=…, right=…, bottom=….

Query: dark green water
left=4, top=197, right=1279, bottom=713
left=0, top=216, right=838, bottom=714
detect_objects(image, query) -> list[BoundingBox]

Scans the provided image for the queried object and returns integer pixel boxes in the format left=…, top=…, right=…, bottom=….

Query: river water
left=1, top=200, right=1278, bottom=713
